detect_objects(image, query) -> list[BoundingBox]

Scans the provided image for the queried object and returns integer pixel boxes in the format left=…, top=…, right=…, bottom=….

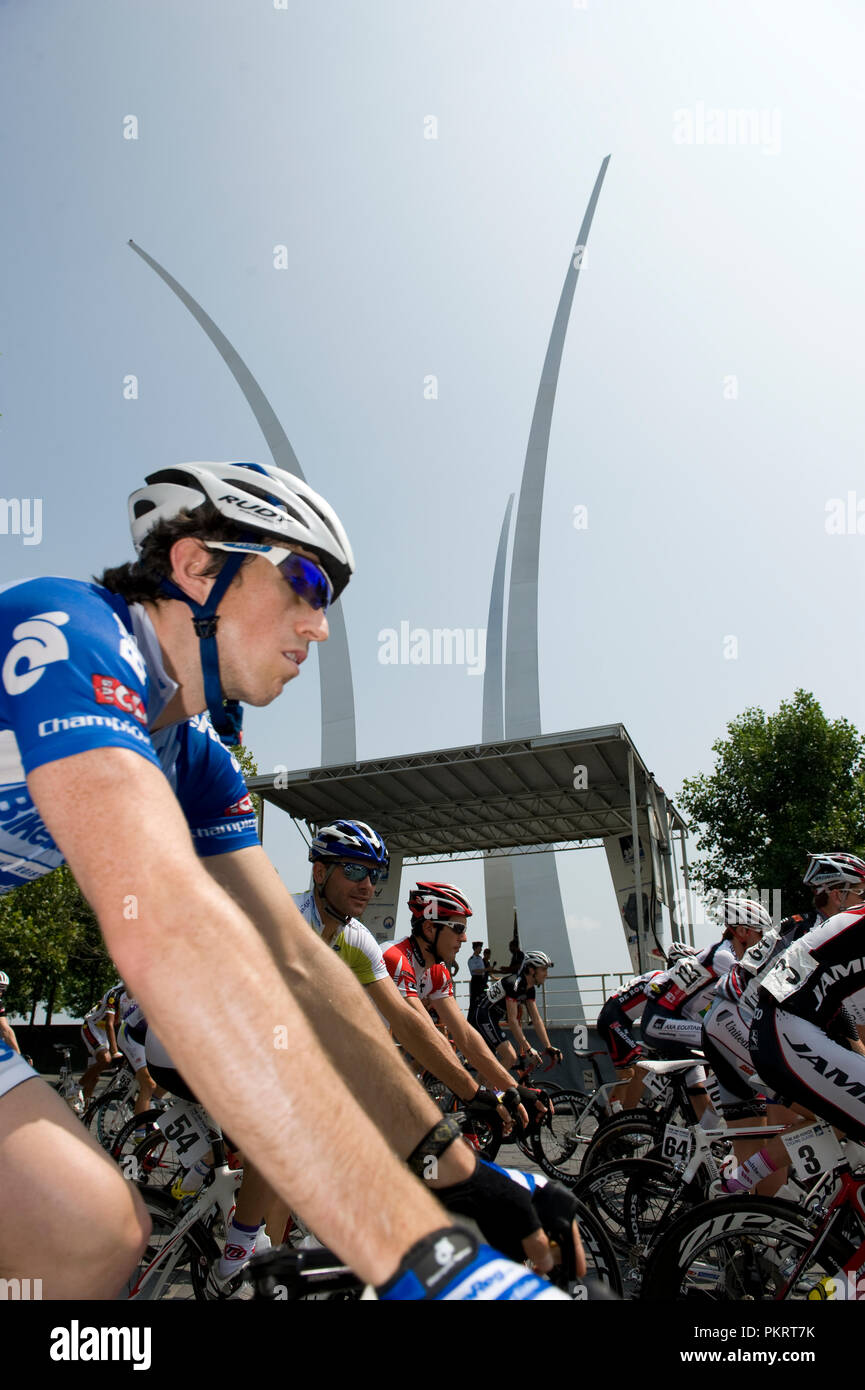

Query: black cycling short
left=596, top=999, right=642, bottom=1069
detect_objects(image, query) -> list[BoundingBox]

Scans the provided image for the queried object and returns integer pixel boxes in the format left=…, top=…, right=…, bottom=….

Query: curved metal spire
left=482, top=493, right=514, bottom=745
left=502, top=159, right=610, bottom=986
left=482, top=494, right=516, bottom=965
left=127, top=239, right=356, bottom=764
left=504, top=157, right=610, bottom=737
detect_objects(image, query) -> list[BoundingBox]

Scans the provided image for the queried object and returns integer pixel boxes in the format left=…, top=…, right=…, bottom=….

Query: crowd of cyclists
left=2, top=455, right=865, bottom=1303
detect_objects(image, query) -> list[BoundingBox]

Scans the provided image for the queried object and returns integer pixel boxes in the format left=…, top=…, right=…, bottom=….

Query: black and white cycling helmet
left=521, top=950, right=554, bottom=970
left=666, top=942, right=698, bottom=962
left=309, top=820, right=389, bottom=871
left=802, top=852, right=865, bottom=891
left=128, top=462, right=354, bottom=744
left=721, top=896, right=772, bottom=931
left=0, top=970, right=9, bottom=989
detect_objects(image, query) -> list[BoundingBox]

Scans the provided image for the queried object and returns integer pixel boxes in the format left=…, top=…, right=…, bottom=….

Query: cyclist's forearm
left=455, top=1023, right=518, bottom=1091
left=204, top=848, right=475, bottom=1182
left=108, top=880, right=451, bottom=1283
left=529, top=1009, right=552, bottom=1051
left=0, top=1018, right=20, bottom=1054
left=388, top=1004, right=478, bottom=1101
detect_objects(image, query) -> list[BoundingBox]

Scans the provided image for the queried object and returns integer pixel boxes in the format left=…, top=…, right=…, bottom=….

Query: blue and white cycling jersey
left=0, top=576, right=259, bottom=894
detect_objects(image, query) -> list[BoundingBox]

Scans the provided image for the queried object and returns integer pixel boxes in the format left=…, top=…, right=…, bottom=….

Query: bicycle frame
left=128, top=1160, right=243, bottom=1299
left=774, top=1165, right=865, bottom=1300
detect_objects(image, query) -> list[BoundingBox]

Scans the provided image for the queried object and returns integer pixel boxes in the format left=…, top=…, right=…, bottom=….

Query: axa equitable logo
left=378, top=622, right=486, bottom=677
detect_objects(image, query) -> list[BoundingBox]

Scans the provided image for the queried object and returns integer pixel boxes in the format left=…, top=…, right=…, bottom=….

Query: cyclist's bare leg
left=80, top=1049, right=111, bottom=1103
left=611, top=1064, right=647, bottom=1110
left=132, top=1065, right=164, bottom=1116
left=0, top=1078, right=150, bottom=1298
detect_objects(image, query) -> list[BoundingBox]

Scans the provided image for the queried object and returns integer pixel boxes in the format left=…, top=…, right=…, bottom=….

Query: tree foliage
left=0, top=740, right=263, bottom=1020
left=0, top=866, right=115, bottom=1022
left=230, top=741, right=261, bottom=819
left=679, top=690, right=865, bottom=917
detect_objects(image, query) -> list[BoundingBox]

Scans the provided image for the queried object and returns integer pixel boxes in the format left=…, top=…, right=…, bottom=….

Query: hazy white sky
left=2, top=0, right=864, bottom=990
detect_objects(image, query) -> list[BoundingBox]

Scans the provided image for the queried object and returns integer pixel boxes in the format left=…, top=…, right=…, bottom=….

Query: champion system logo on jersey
left=91, top=674, right=147, bottom=725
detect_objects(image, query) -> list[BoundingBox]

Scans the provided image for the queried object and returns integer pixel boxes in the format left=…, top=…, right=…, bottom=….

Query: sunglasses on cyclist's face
left=204, top=542, right=334, bottom=611
left=339, top=861, right=386, bottom=885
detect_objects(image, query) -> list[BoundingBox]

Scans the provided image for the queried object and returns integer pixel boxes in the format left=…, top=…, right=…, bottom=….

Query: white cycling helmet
left=666, top=942, right=698, bottom=962
left=129, top=461, right=355, bottom=601
left=128, top=462, right=354, bottom=744
left=802, top=852, right=865, bottom=891
left=522, top=950, right=554, bottom=970
left=721, top=896, right=772, bottom=931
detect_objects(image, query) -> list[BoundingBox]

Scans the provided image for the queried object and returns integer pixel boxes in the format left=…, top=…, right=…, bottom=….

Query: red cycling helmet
left=408, top=883, right=472, bottom=964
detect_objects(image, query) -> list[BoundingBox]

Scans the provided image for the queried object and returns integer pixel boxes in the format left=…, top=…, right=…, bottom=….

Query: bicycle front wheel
left=579, top=1109, right=661, bottom=1176
left=126, top=1188, right=218, bottom=1301
left=529, top=1089, right=593, bottom=1182
left=643, top=1196, right=850, bottom=1301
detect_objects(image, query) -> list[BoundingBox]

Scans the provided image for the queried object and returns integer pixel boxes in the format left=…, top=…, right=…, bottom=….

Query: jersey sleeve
left=340, top=924, right=389, bottom=987
left=426, top=964, right=455, bottom=1002
left=383, top=943, right=418, bottom=999
left=172, top=716, right=260, bottom=859
left=0, top=579, right=160, bottom=775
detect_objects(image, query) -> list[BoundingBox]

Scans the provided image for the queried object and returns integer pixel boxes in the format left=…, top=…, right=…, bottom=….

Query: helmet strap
left=413, top=921, right=446, bottom=967
left=159, top=553, right=246, bottom=745
left=314, top=866, right=353, bottom=928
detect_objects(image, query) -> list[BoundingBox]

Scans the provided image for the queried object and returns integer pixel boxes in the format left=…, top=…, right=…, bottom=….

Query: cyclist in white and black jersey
left=474, top=952, right=563, bottom=1074
left=750, top=866, right=865, bottom=1144
left=641, top=905, right=757, bottom=1116
left=703, top=856, right=865, bottom=1193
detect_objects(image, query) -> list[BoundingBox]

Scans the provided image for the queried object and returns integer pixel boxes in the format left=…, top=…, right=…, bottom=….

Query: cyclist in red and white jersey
left=474, top=951, right=563, bottom=1074
left=595, top=966, right=666, bottom=1110
left=384, top=884, right=546, bottom=1126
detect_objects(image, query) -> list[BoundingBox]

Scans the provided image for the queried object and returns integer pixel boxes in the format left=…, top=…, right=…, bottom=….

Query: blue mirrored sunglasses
left=340, top=861, right=386, bottom=885
left=204, top=542, right=333, bottom=611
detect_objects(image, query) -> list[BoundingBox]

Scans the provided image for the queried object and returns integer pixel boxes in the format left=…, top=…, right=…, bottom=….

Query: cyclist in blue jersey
left=0, top=461, right=569, bottom=1301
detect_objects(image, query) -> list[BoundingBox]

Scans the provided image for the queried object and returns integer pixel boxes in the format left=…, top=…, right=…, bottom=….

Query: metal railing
left=453, top=971, right=632, bottom=1028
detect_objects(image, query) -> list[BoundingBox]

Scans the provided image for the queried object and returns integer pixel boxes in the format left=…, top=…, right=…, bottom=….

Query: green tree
left=229, top=741, right=261, bottom=820
left=679, top=690, right=865, bottom=917
left=0, top=867, right=115, bottom=1022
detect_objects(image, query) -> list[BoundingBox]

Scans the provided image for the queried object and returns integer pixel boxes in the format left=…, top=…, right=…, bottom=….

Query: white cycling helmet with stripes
left=802, top=852, right=865, bottom=891
left=721, top=896, right=772, bottom=931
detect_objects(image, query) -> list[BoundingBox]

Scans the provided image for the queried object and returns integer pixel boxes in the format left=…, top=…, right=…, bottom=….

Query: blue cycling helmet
left=309, top=820, right=389, bottom=871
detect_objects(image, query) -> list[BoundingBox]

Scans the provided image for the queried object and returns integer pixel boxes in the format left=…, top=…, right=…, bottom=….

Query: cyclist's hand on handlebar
left=544, top=1046, right=563, bottom=1068
left=500, top=1087, right=530, bottom=1130
left=517, top=1084, right=552, bottom=1122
